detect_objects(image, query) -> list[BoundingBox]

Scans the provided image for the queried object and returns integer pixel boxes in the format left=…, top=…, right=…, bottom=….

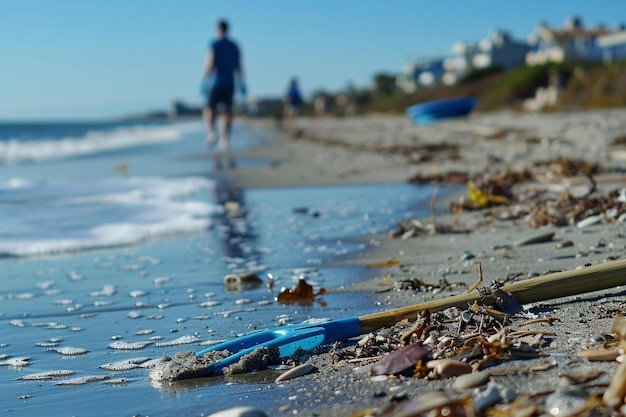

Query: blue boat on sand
left=406, top=96, right=477, bottom=125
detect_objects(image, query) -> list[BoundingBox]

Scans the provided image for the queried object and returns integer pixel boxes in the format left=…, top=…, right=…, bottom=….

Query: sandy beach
left=210, top=109, right=626, bottom=416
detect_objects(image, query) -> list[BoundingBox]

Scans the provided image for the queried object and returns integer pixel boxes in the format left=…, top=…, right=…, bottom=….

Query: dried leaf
left=370, top=342, right=429, bottom=376
left=276, top=279, right=326, bottom=305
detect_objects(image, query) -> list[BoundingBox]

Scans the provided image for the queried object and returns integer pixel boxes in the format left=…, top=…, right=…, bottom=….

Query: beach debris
left=369, top=342, right=429, bottom=376
left=275, top=363, right=315, bottom=383
left=576, top=348, right=619, bottom=361
left=224, top=272, right=263, bottom=291
left=276, top=278, right=326, bottom=305
left=602, top=315, right=626, bottom=409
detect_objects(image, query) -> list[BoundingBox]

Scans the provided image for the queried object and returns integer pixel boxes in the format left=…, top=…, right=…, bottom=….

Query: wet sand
left=212, top=109, right=626, bottom=416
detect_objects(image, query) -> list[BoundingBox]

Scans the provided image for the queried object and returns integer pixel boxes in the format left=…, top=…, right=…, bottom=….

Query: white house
left=597, top=28, right=626, bottom=63
left=525, top=17, right=621, bottom=65
left=442, top=29, right=530, bottom=85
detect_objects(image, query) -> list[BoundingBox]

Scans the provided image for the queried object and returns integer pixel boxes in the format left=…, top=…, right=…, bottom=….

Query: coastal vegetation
left=309, top=60, right=626, bottom=116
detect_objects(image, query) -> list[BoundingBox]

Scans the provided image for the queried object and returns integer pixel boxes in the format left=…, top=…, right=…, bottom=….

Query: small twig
left=467, top=263, right=484, bottom=294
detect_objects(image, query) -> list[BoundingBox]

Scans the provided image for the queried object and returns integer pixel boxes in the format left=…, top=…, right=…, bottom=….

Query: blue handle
left=196, top=316, right=362, bottom=375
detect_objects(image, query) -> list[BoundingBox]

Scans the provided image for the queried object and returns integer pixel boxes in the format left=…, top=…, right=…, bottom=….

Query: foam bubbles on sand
left=52, top=347, right=89, bottom=356
left=18, top=370, right=75, bottom=380
left=55, top=375, right=109, bottom=385
left=99, top=357, right=151, bottom=371
left=0, top=357, right=30, bottom=367
left=108, top=341, right=153, bottom=351
left=155, top=335, right=200, bottom=347
left=90, top=284, right=116, bottom=297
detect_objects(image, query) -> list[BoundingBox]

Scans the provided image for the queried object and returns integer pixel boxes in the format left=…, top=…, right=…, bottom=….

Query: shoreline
left=210, top=110, right=626, bottom=416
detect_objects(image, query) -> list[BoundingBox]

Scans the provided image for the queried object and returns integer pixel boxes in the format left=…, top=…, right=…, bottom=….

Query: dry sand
left=212, top=109, right=626, bottom=416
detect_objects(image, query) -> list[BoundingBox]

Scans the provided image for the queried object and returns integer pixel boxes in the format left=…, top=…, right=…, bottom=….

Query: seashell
left=426, top=358, right=471, bottom=377
left=576, top=349, right=619, bottom=361
left=576, top=214, right=603, bottom=228
left=108, top=340, right=153, bottom=351
left=18, top=370, right=75, bottom=380
left=275, top=363, right=315, bottom=383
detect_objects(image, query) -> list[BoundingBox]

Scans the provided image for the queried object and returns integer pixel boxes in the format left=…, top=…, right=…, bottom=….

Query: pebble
left=454, top=370, right=491, bottom=390
left=208, top=406, right=268, bottom=417
left=554, top=239, right=574, bottom=249
left=275, top=363, right=315, bottom=383
left=458, top=250, right=475, bottom=260
left=576, top=349, right=619, bottom=361
left=427, top=358, right=472, bottom=377
left=513, top=231, right=555, bottom=247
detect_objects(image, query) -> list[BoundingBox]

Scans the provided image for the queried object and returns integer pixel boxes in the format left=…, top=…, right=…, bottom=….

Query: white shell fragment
left=275, top=363, right=315, bottom=383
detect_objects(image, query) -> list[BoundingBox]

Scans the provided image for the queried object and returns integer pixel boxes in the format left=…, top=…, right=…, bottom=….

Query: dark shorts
left=208, top=85, right=235, bottom=109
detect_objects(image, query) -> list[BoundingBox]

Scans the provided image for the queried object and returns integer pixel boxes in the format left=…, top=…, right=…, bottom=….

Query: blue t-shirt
left=211, top=38, right=240, bottom=87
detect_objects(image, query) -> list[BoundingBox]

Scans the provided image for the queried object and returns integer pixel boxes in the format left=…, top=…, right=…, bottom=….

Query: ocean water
left=0, top=119, right=442, bottom=415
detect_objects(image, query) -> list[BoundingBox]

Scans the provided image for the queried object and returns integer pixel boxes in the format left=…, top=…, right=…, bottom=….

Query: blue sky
left=1, top=0, right=624, bottom=120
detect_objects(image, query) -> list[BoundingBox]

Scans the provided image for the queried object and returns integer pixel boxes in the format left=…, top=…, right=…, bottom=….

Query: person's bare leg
left=203, top=107, right=217, bottom=146
left=219, top=106, right=233, bottom=151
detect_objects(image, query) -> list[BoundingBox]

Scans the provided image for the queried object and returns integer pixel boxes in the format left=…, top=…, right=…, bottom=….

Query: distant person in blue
left=202, top=19, right=245, bottom=150
left=283, top=77, right=304, bottom=123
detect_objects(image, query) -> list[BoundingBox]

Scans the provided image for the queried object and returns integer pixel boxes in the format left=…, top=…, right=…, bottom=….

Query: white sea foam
left=0, top=176, right=222, bottom=257
left=0, top=122, right=201, bottom=163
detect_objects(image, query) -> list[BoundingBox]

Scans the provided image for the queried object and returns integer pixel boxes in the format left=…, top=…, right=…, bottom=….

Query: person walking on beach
left=202, top=19, right=245, bottom=150
left=283, top=77, right=304, bottom=124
